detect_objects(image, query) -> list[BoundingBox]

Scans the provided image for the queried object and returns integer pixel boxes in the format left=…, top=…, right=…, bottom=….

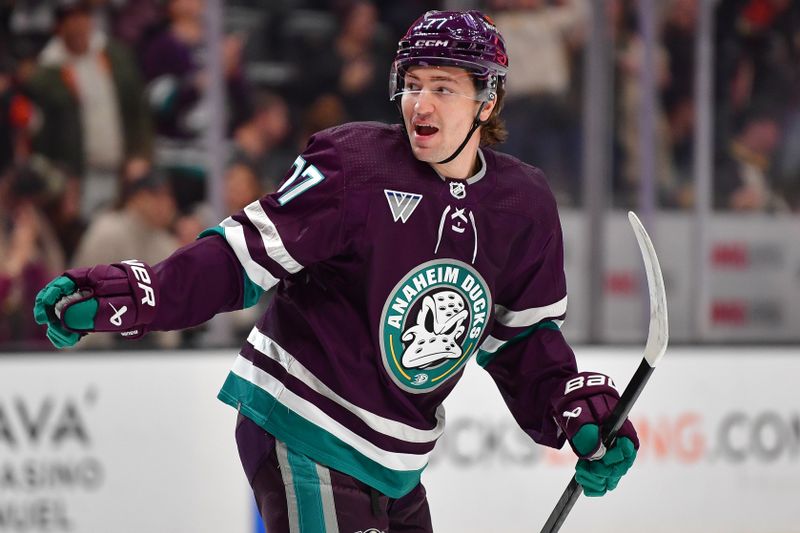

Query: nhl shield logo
left=449, top=181, right=466, bottom=199
left=379, top=259, right=492, bottom=393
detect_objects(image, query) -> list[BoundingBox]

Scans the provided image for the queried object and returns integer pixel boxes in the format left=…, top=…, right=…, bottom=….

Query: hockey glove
left=34, top=260, right=159, bottom=349
left=552, top=372, right=639, bottom=497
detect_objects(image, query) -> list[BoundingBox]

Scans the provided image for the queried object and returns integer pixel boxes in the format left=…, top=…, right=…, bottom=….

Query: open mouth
left=414, top=124, right=439, bottom=137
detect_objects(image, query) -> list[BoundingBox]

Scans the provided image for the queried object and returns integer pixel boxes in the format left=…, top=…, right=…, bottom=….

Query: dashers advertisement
left=0, top=384, right=102, bottom=530
left=424, top=347, right=800, bottom=533
left=1, top=350, right=798, bottom=533
left=0, top=354, right=250, bottom=533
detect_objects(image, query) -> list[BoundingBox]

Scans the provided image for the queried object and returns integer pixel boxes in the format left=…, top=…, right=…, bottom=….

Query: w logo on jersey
left=384, top=190, right=422, bottom=223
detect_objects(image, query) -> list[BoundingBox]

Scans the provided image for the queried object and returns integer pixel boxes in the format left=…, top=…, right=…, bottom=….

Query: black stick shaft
left=539, top=360, right=655, bottom=533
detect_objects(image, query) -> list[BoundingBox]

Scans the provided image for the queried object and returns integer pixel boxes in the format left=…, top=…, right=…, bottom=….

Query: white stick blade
left=628, top=211, right=669, bottom=367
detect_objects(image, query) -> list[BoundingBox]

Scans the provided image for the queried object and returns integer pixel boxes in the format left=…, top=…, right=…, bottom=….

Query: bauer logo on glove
left=563, top=374, right=618, bottom=395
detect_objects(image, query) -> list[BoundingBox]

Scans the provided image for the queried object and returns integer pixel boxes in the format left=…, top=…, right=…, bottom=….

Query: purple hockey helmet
left=389, top=10, right=509, bottom=103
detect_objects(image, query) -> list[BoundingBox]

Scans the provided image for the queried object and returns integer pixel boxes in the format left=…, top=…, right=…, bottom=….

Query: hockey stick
left=539, top=211, right=669, bottom=533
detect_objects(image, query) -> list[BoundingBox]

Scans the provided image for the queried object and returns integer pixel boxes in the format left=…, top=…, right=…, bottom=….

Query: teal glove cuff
left=33, top=276, right=90, bottom=349
left=571, top=423, right=601, bottom=457
left=574, top=433, right=637, bottom=497
left=63, top=299, right=98, bottom=330
left=33, top=276, right=75, bottom=325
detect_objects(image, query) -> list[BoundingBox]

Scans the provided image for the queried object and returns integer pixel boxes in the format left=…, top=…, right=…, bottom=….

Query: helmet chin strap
left=435, top=101, right=489, bottom=165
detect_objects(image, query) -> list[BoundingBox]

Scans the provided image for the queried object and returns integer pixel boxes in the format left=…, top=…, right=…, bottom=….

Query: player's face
left=400, top=66, right=492, bottom=165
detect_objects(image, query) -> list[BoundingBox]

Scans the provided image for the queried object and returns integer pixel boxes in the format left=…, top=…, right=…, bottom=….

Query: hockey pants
left=236, top=414, right=433, bottom=533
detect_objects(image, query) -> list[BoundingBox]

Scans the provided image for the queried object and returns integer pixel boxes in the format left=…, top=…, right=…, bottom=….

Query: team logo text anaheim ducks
left=380, top=259, right=491, bottom=392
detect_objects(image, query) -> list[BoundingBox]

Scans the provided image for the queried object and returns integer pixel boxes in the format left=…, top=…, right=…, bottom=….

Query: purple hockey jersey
left=151, top=122, right=578, bottom=498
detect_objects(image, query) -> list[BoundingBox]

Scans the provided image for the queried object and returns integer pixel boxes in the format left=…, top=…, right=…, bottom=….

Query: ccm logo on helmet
left=415, top=39, right=449, bottom=47
left=121, top=259, right=156, bottom=307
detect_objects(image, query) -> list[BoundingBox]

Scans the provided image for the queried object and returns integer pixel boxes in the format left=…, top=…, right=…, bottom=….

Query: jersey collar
left=431, top=148, right=487, bottom=185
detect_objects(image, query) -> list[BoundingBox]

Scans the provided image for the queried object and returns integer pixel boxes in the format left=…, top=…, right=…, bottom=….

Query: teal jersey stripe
left=218, top=372, right=425, bottom=499
left=286, top=447, right=327, bottom=532
left=476, top=320, right=561, bottom=368
left=199, top=226, right=264, bottom=308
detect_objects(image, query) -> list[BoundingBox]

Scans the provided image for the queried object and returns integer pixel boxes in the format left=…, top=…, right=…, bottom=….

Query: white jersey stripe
left=247, top=327, right=445, bottom=443
left=494, top=295, right=568, bottom=328
left=231, top=356, right=431, bottom=471
left=315, top=464, right=339, bottom=533
left=247, top=328, right=444, bottom=443
left=244, top=201, right=304, bottom=274
left=478, top=335, right=505, bottom=355
left=220, top=218, right=280, bottom=291
left=276, top=441, right=302, bottom=533
left=479, top=319, right=565, bottom=356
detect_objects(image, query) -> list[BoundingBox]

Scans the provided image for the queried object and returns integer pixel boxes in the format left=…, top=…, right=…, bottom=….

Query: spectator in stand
left=172, top=159, right=266, bottom=246
left=7, top=150, right=85, bottom=267
left=140, top=0, right=251, bottom=212
left=170, top=159, right=267, bottom=344
left=715, top=0, right=800, bottom=157
left=489, top=0, right=587, bottom=205
left=335, top=0, right=395, bottom=122
left=304, top=0, right=395, bottom=123
left=71, top=158, right=178, bottom=270
left=27, top=0, right=153, bottom=218
left=296, top=93, right=348, bottom=150
left=225, top=162, right=264, bottom=214
left=611, top=0, right=679, bottom=209
left=42, top=167, right=85, bottom=264
left=230, top=91, right=293, bottom=193
left=1, top=54, right=36, bottom=175
left=729, top=0, right=800, bottom=211
left=0, top=158, right=66, bottom=347
left=662, top=0, right=698, bottom=207
left=70, top=158, right=180, bottom=348
left=172, top=159, right=265, bottom=250
left=715, top=105, right=788, bottom=212
left=78, top=0, right=163, bottom=51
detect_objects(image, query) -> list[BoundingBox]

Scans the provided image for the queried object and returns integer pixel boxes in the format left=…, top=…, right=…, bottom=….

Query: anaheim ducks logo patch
left=379, top=259, right=491, bottom=393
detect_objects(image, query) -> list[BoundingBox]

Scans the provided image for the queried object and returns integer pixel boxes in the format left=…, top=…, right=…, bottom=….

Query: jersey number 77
left=277, top=156, right=327, bottom=205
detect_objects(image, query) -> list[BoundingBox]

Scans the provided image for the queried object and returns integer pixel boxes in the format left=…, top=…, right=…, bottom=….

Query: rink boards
left=0, top=347, right=797, bottom=533
left=558, top=210, right=800, bottom=343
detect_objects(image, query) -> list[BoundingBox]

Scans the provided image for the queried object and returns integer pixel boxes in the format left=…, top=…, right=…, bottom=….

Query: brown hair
left=479, top=85, right=507, bottom=146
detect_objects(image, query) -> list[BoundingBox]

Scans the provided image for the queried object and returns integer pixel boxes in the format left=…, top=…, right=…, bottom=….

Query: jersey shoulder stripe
left=241, top=200, right=303, bottom=274
left=494, top=295, right=568, bottom=328
left=217, top=219, right=279, bottom=291
left=476, top=320, right=563, bottom=367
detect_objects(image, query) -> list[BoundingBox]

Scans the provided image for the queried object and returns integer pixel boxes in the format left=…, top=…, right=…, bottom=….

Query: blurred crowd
left=486, top=0, right=800, bottom=210
left=0, top=0, right=798, bottom=348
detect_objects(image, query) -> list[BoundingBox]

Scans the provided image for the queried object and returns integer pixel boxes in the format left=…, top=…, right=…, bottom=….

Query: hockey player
left=33, top=10, right=638, bottom=532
